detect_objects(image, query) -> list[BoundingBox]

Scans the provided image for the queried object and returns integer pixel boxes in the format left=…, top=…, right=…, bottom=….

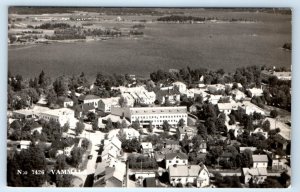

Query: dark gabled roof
left=252, top=154, right=268, bottom=162
left=78, top=94, right=100, bottom=101
left=165, top=152, right=188, bottom=160
left=144, top=177, right=156, bottom=187
left=164, top=140, right=179, bottom=145
left=80, top=103, right=95, bottom=112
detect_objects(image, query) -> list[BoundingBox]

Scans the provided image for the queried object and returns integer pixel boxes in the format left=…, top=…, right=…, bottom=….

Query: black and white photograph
left=7, top=7, right=291, bottom=188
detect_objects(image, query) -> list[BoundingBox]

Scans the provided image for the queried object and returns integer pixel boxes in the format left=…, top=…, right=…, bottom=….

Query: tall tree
left=75, top=121, right=85, bottom=136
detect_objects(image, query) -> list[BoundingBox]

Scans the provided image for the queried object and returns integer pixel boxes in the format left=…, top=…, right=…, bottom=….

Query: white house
left=172, top=81, right=187, bottom=94
left=177, top=126, right=197, bottom=141
left=238, top=101, right=265, bottom=115
left=217, top=102, right=238, bottom=115
left=169, top=164, right=210, bottom=187
left=207, top=84, right=225, bottom=94
left=231, top=89, right=246, bottom=101
left=78, top=94, right=100, bottom=108
left=156, top=89, right=180, bottom=105
left=141, top=142, right=154, bottom=155
left=251, top=128, right=268, bottom=139
left=247, top=87, right=263, bottom=97
left=252, top=154, right=268, bottom=168
left=98, top=97, right=121, bottom=112
left=242, top=167, right=267, bottom=184
left=19, top=140, right=31, bottom=150
left=121, top=93, right=135, bottom=107
left=107, top=128, right=140, bottom=140
left=207, top=95, right=223, bottom=105
left=165, top=152, right=188, bottom=169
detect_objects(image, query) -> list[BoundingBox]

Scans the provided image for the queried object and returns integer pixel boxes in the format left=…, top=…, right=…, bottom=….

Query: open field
left=8, top=11, right=291, bottom=80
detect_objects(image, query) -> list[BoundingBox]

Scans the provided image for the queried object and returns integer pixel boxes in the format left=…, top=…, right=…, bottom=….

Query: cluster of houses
left=8, top=73, right=291, bottom=188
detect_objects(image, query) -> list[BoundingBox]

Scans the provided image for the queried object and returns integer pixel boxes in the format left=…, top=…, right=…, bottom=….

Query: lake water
left=8, top=19, right=291, bottom=80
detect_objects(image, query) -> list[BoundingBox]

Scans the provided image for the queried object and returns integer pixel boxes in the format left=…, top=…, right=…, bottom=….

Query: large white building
left=98, top=97, right=121, bottom=112
left=111, top=106, right=188, bottom=127
left=39, top=108, right=75, bottom=127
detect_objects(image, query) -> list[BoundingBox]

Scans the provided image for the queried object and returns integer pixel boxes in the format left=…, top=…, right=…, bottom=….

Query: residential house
left=247, top=87, right=263, bottom=97
left=272, top=71, right=291, bottom=81
left=98, top=114, right=131, bottom=129
left=135, top=170, right=156, bottom=181
left=172, top=81, right=187, bottom=94
left=107, top=128, right=140, bottom=140
left=13, top=109, right=36, bottom=119
left=156, top=89, right=180, bottom=105
left=271, top=157, right=288, bottom=170
left=57, top=96, right=74, bottom=108
left=169, top=164, right=210, bottom=187
left=239, top=147, right=257, bottom=153
left=94, top=160, right=126, bottom=187
left=177, top=126, right=197, bottom=141
left=242, top=167, right=267, bottom=184
left=207, top=84, right=225, bottom=94
left=75, top=103, right=96, bottom=119
left=238, top=101, right=265, bottom=115
left=120, top=93, right=135, bottom=107
left=143, top=177, right=157, bottom=187
left=165, top=152, right=188, bottom=169
left=225, top=83, right=243, bottom=89
left=98, top=97, right=121, bottom=113
left=252, top=154, right=268, bottom=168
left=163, top=140, right=180, bottom=151
left=188, top=88, right=208, bottom=99
left=103, top=136, right=122, bottom=152
left=101, top=147, right=119, bottom=162
left=251, top=128, right=268, bottom=139
left=18, top=140, right=31, bottom=150
left=141, top=142, right=154, bottom=155
left=217, top=102, right=238, bottom=115
left=102, top=137, right=122, bottom=161
left=207, top=95, right=223, bottom=105
left=231, top=89, right=246, bottom=101
left=189, top=104, right=201, bottom=113
left=78, top=94, right=100, bottom=108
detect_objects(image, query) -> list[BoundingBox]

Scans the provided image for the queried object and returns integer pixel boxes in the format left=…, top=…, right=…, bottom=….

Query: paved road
left=70, top=128, right=106, bottom=187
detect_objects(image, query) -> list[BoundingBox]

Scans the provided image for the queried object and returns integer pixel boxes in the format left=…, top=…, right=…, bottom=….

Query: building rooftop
left=144, top=177, right=156, bottom=187
left=165, top=152, right=188, bottom=160
left=130, top=106, right=187, bottom=115
left=78, top=94, right=100, bottom=101
left=157, top=89, right=180, bottom=96
left=217, top=102, right=238, bottom=111
left=169, top=164, right=208, bottom=177
left=141, top=142, right=153, bottom=149
left=242, top=167, right=267, bottom=176
left=40, top=108, right=74, bottom=117
left=252, top=154, right=268, bottom=162
left=99, top=97, right=120, bottom=105
left=177, top=126, right=197, bottom=134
